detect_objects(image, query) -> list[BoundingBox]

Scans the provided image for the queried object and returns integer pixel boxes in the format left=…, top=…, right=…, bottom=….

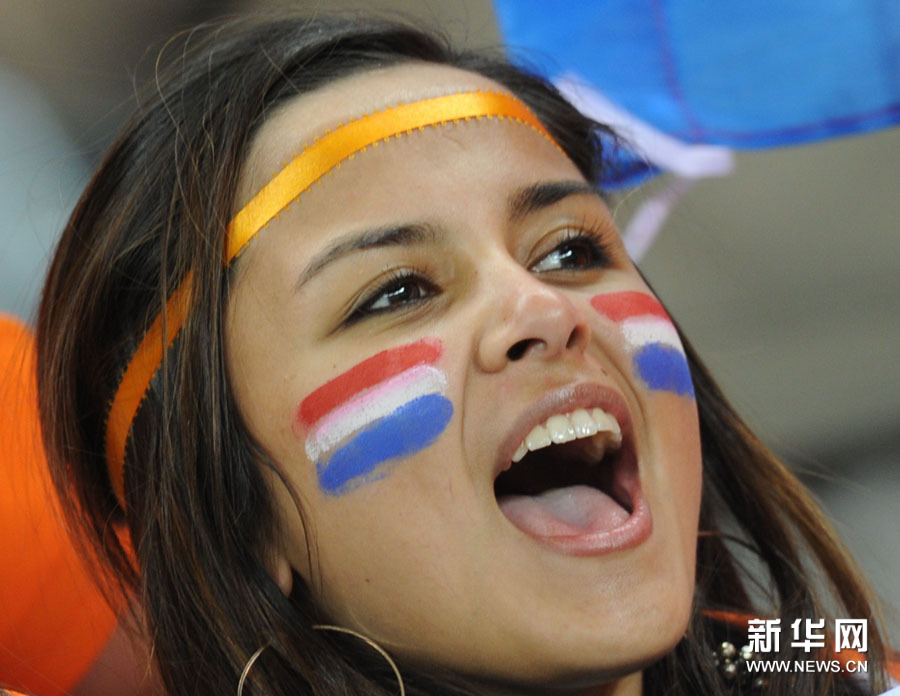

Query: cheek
left=656, top=393, right=703, bottom=540
left=293, top=337, right=454, bottom=496
left=590, top=291, right=695, bottom=399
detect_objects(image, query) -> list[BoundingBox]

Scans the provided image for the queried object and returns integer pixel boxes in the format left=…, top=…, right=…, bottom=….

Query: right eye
left=530, top=229, right=612, bottom=274
left=346, top=270, right=439, bottom=325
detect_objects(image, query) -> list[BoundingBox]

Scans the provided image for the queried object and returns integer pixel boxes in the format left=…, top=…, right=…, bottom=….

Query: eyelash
left=530, top=226, right=612, bottom=274
left=345, top=268, right=438, bottom=325
left=344, top=226, right=613, bottom=326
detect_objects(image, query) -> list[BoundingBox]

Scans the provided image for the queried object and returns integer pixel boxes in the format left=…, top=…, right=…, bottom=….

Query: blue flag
left=494, top=0, right=900, bottom=148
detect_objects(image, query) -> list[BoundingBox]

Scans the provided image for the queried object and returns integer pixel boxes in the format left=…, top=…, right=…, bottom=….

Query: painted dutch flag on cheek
left=297, top=338, right=454, bottom=496
left=590, top=291, right=695, bottom=398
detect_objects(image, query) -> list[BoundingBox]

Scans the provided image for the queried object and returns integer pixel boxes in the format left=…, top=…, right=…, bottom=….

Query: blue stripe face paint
left=317, top=393, right=454, bottom=495
left=633, top=344, right=695, bottom=398
left=591, top=291, right=695, bottom=399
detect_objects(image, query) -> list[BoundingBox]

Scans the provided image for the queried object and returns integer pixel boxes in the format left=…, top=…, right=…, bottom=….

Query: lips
left=494, top=384, right=652, bottom=555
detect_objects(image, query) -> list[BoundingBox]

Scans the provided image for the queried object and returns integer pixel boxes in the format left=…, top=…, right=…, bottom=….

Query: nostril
left=507, top=339, right=534, bottom=361
left=565, top=324, right=588, bottom=351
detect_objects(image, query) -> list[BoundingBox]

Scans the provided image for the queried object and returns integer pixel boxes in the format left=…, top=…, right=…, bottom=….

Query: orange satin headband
left=105, top=89, right=561, bottom=506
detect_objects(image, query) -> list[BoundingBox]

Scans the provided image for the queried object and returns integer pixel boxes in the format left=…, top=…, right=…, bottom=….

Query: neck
left=481, top=671, right=643, bottom=696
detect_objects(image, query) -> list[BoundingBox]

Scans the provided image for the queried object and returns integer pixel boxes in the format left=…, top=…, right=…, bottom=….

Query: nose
left=475, top=270, right=591, bottom=373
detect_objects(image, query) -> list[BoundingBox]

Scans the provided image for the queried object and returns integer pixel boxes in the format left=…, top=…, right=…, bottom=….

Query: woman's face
left=227, top=63, right=702, bottom=693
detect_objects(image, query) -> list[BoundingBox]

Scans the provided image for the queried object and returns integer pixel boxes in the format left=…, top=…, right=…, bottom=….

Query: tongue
left=499, top=485, right=630, bottom=537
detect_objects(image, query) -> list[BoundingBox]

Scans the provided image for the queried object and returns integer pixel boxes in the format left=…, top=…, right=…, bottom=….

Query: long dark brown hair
left=36, top=12, right=890, bottom=696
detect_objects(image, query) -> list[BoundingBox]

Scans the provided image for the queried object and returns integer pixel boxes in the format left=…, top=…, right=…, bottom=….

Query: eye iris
left=387, top=281, right=419, bottom=304
left=542, top=239, right=596, bottom=271
left=370, top=278, right=423, bottom=310
left=558, top=242, right=591, bottom=267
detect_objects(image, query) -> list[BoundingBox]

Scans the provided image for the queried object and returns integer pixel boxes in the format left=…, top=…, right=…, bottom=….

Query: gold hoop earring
left=236, top=627, right=405, bottom=696
left=237, top=644, right=270, bottom=696
left=313, top=624, right=406, bottom=696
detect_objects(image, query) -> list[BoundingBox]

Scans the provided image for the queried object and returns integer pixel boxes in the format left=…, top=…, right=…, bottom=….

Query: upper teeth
left=512, top=407, right=622, bottom=463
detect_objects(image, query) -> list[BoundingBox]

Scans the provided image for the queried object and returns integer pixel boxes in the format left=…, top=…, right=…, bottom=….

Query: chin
left=457, top=588, right=692, bottom=691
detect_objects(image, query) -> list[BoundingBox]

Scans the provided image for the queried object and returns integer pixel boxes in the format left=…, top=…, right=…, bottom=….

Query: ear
left=260, top=466, right=310, bottom=597
left=266, top=548, right=294, bottom=597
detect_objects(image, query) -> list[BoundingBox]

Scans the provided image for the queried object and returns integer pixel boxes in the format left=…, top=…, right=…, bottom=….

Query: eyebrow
left=294, top=180, right=599, bottom=289
left=295, top=223, right=439, bottom=290
left=507, top=180, right=598, bottom=221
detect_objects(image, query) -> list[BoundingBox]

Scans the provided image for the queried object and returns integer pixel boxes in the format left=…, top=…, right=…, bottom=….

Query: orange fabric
left=0, top=315, right=116, bottom=696
left=104, top=274, right=193, bottom=501
left=888, top=655, right=900, bottom=683
left=105, top=89, right=560, bottom=506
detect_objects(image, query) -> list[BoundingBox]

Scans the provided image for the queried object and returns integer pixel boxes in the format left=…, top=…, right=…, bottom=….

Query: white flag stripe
left=621, top=318, right=683, bottom=352
left=306, top=364, right=447, bottom=461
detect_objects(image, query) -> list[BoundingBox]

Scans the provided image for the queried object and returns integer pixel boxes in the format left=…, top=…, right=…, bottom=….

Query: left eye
left=346, top=271, right=438, bottom=325
left=531, top=235, right=610, bottom=273
left=367, top=277, right=430, bottom=311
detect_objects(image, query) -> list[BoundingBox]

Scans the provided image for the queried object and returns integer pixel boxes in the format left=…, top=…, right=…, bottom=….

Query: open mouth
left=494, top=407, right=639, bottom=541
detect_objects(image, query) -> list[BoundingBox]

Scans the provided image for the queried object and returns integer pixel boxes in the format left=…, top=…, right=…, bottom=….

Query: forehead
left=238, top=62, right=510, bottom=207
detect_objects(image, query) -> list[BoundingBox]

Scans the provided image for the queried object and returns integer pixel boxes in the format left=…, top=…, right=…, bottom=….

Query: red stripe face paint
left=591, top=291, right=694, bottom=398
left=298, top=338, right=442, bottom=427
left=590, top=291, right=670, bottom=322
left=296, top=338, right=453, bottom=496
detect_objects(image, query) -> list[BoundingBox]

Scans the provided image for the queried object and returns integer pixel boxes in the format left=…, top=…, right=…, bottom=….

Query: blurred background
left=1, top=0, right=897, bottom=641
